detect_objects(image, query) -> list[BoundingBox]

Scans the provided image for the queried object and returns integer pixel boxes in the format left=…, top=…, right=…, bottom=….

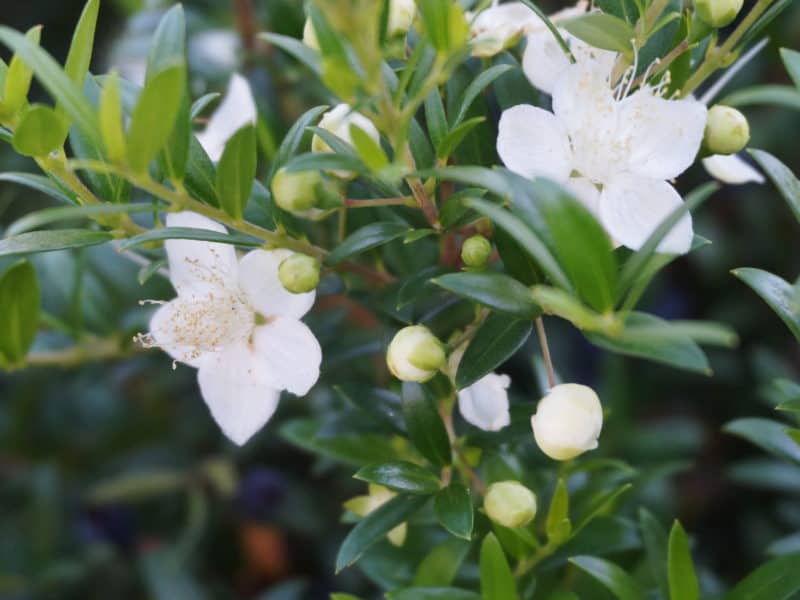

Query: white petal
left=164, top=212, right=238, bottom=294
left=565, top=176, right=602, bottom=217
left=196, top=73, right=257, bottom=162
left=253, top=318, right=322, bottom=396
left=458, top=373, right=511, bottom=431
left=238, top=249, right=316, bottom=319
left=600, top=174, right=693, bottom=254
left=197, top=342, right=281, bottom=445
left=522, top=29, right=573, bottom=94
left=470, top=2, right=539, bottom=56
left=703, top=154, right=765, bottom=185
left=497, top=104, right=573, bottom=181
left=617, top=91, right=707, bottom=180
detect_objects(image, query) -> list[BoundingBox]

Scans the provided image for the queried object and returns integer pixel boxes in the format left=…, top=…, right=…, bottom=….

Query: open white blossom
left=497, top=59, right=707, bottom=254
left=196, top=73, right=257, bottom=162
left=141, top=212, right=322, bottom=445
left=702, top=153, right=764, bottom=185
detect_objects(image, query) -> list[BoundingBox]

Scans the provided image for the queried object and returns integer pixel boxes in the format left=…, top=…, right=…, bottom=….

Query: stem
left=345, top=196, right=416, bottom=208
left=232, top=0, right=257, bottom=51
left=681, top=0, right=776, bottom=97
left=22, top=336, right=142, bottom=369
left=535, top=317, right=556, bottom=389
left=514, top=541, right=557, bottom=578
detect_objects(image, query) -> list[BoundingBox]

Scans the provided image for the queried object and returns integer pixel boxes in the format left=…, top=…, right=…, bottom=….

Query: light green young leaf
left=668, top=521, right=699, bottom=600
left=0, top=261, right=40, bottom=367
left=546, top=479, right=571, bottom=544
left=349, top=123, right=388, bottom=170
left=12, top=104, right=67, bottom=157
left=479, top=533, right=519, bottom=600
left=99, top=71, right=126, bottom=164
left=2, top=26, right=42, bottom=116
left=413, top=538, right=471, bottom=587
left=57, top=0, right=99, bottom=133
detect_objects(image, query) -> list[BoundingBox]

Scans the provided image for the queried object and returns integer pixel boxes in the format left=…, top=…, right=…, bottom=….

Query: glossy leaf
left=456, top=313, right=532, bottom=389
left=479, top=533, right=518, bottom=600
left=562, top=13, right=636, bottom=54
left=326, top=222, right=409, bottom=265
left=0, top=229, right=113, bottom=257
left=434, top=482, right=473, bottom=540
left=216, top=125, right=256, bottom=220
left=432, top=272, right=540, bottom=319
left=749, top=149, right=800, bottom=225
left=668, top=521, right=698, bottom=600
left=413, top=538, right=471, bottom=588
left=12, top=105, right=66, bottom=157
left=7, top=203, right=160, bottom=236
left=402, top=382, right=452, bottom=467
left=355, top=461, right=441, bottom=495
left=724, top=418, right=800, bottom=465
left=450, top=64, right=513, bottom=127
left=569, top=556, right=645, bottom=600
left=0, top=261, right=40, bottom=367
left=119, top=227, right=259, bottom=251
left=733, top=268, right=800, bottom=341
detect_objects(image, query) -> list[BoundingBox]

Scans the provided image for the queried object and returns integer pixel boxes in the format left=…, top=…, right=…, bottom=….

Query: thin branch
left=535, top=317, right=556, bottom=389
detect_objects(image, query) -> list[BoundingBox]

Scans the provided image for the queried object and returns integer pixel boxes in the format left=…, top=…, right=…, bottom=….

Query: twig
left=535, top=317, right=556, bottom=389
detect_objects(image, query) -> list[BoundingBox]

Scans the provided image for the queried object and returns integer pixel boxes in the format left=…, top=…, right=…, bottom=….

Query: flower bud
left=461, top=234, right=492, bottom=268
left=531, top=383, right=603, bottom=461
left=387, top=325, right=446, bottom=382
left=695, top=0, right=743, bottom=28
left=278, top=254, right=320, bottom=294
left=271, top=168, right=321, bottom=213
left=312, top=104, right=380, bottom=179
left=458, top=373, right=511, bottom=431
left=704, top=105, right=750, bottom=155
left=484, top=480, right=538, bottom=528
left=388, top=0, right=416, bottom=36
left=302, top=18, right=319, bottom=50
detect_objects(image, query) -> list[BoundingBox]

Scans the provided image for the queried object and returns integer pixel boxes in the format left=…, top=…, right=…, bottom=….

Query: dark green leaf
left=0, top=172, right=75, bottom=205
left=0, top=229, right=112, bottom=257
left=280, top=419, right=404, bottom=466
left=562, top=13, right=636, bottom=54
left=781, top=48, right=800, bottom=89
left=7, top=203, right=159, bottom=236
left=639, top=509, right=669, bottom=598
left=434, top=483, right=473, bottom=540
left=569, top=556, right=645, bottom=600
left=424, top=90, right=448, bottom=149
left=216, top=125, right=256, bottom=220
left=725, top=553, right=800, bottom=600
left=456, top=313, right=532, bottom=388
left=326, top=222, right=409, bottom=265
left=258, top=32, right=322, bottom=75
left=724, top=418, right=800, bottom=465
left=749, top=149, right=800, bottom=225
left=432, top=271, right=540, bottom=319
left=436, top=117, right=486, bottom=159
left=119, top=227, right=260, bottom=251
left=402, top=382, right=452, bottom=466
left=269, top=105, right=329, bottom=179
left=389, top=588, right=479, bottom=600
left=546, top=479, right=571, bottom=544
left=733, top=268, right=800, bottom=341
left=479, top=533, right=518, bottom=600
left=355, top=461, right=441, bottom=495
left=451, top=64, right=513, bottom=127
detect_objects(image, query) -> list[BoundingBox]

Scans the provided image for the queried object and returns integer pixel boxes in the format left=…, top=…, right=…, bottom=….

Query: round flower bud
left=461, top=235, right=492, bottom=268
left=387, top=325, right=446, bottom=382
left=695, top=0, right=743, bottom=28
left=484, top=481, right=538, bottom=528
left=704, top=104, right=750, bottom=155
left=271, top=168, right=322, bottom=213
left=302, top=19, right=319, bottom=50
left=278, top=254, right=320, bottom=294
left=531, top=383, right=603, bottom=461
left=388, top=0, right=416, bottom=36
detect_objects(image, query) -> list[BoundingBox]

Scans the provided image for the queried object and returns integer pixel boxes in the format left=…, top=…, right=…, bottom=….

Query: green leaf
left=450, top=64, right=513, bottom=127
left=639, top=509, right=669, bottom=599
left=546, top=479, right=571, bottom=544
left=146, top=5, right=186, bottom=78
left=749, top=149, right=800, bottom=225
left=479, top=533, right=518, bottom=600
left=126, top=65, right=185, bottom=172
left=667, top=521, right=698, bottom=600
left=722, top=85, right=800, bottom=111
left=724, top=418, right=800, bottom=465
left=388, top=588, right=479, bottom=600
left=733, top=268, right=800, bottom=341
left=434, top=482, right=474, bottom=540
left=2, top=26, right=41, bottom=116
left=569, top=556, right=645, bottom=600
left=413, top=538, right=471, bottom=587
left=0, top=229, right=112, bottom=257
left=432, top=272, right=540, bottom=319
left=355, top=461, right=441, bottom=495
left=417, top=0, right=469, bottom=53
left=424, top=90, right=448, bottom=149
left=335, top=494, right=429, bottom=572
left=285, top=151, right=368, bottom=177
left=99, top=72, right=126, bottom=164
left=326, top=222, right=408, bottom=265
left=7, top=203, right=159, bottom=236
left=258, top=32, right=321, bottom=75
left=456, top=313, right=532, bottom=389
left=725, top=553, right=800, bottom=600
left=349, top=123, right=388, bottom=170
left=58, top=0, right=99, bottom=131
left=421, top=166, right=512, bottom=199
left=119, top=227, right=260, bottom=251
left=781, top=48, right=800, bottom=89
left=269, top=105, right=328, bottom=178
left=12, top=104, right=67, bottom=157
left=0, top=172, right=75, bottom=205
left=190, top=93, right=220, bottom=119
left=402, top=382, right=452, bottom=467
left=436, top=117, right=486, bottom=159
left=281, top=419, right=404, bottom=466
left=562, top=13, right=636, bottom=54
left=0, top=261, right=40, bottom=367
left=216, top=125, right=256, bottom=220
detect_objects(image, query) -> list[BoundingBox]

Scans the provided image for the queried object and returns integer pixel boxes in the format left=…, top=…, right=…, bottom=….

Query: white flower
left=531, top=383, right=602, bottom=461
left=458, top=373, right=511, bottom=432
left=702, top=153, right=764, bottom=185
left=497, top=59, right=707, bottom=253
left=312, top=104, right=380, bottom=178
left=196, top=73, right=257, bottom=162
left=142, top=211, right=322, bottom=445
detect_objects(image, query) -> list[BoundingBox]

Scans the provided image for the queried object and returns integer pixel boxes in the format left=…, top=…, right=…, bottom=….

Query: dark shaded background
left=1, top=0, right=800, bottom=598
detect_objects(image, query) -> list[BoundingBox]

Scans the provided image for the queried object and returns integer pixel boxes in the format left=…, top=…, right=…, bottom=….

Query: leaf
left=258, top=32, right=321, bottom=75
left=281, top=419, right=403, bottom=466
left=355, top=461, right=441, bottom=495
left=0, top=261, right=40, bottom=366
left=417, top=0, right=469, bottom=52
left=0, top=229, right=113, bottom=257
left=569, top=556, right=645, bottom=600
left=119, top=227, right=260, bottom=251
left=749, top=149, right=800, bottom=225
left=432, top=272, right=540, bottom=319
left=733, top=268, right=800, bottom=341
left=58, top=0, right=99, bottom=130
left=126, top=65, right=185, bottom=172
left=724, top=418, right=800, bottom=465
left=413, top=538, right=471, bottom=587
left=479, top=533, right=518, bottom=600
left=284, top=151, right=368, bottom=177
left=546, top=479, right=571, bottom=544
left=326, top=222, right=408, bottom=265
left=7, top=203, right=159, bottom=236
left=638, top=509, right=669, bottom=598
left=434, top=483, right=474, bottom=540
left=722, top=85, right=800, bottom=111
left=335, top=494, right=429, bottom=572
left=216, top=125, right=256, bottom=220
left=0, top=172, right=75, bottom=205
left=450, top=64, right=513, bottom=127
left=562, top=13, right=636, bottom=54
left=2, top=26, right=41, bottom=116
left=145, top=5, right=185, bottom=78
left=424, top=89, right=448, bottom=149
left=402, top=382, right=452, bottom=467
left=12, top=105, right=67, bottom=157
left=270, top=106, right=329, bottom=179
left=725, top=553, right=800, bottom=600
left=781, top=48, right=800, bottom=89
left=388, top=588, right=480, bottom=600
left=436, top=117, right=486, bottom=159
left=456, top=313, right=532, bottom=389
left=667, top=521, right=698, bottom=600
left=421, top=166, right=512, bottom=199
left=99, top=72, right=126, bottom=164
left=350, top=124, right=388, bottom=170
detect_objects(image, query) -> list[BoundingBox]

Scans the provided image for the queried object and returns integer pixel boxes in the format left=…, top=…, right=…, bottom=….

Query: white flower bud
left=458, top=373, right=511, bottom=432
left=388, top=0, right=416, bottom=36
left=312, top=104, right=380, bottom=179
left=695, top=0, right=743, bottom=28
left=271, top=168, right=321, bottom=213
left=278, top=254, right=320, bottom=294
left=531, top=383, right=603, bottom=461
left=302, top=18, right=319, bottom=50
left=461, top=234, right=492, bottom=268
left=704, top=105, right=750, bottom=156
left=484, top=480, right=538, bottom=528
left=387, top=325, right=446, bottom=382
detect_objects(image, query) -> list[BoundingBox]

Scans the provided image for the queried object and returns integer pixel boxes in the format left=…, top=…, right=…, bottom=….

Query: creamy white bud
left=531, top=383, right=602, bottom=461
left=387, top=325, right=446, bottom=382
left=302, top=18, right=319, bottom=50
left=458, top=373, right=511, bottom=431
left=312, top=104, right=380, bottom=179
left=705, top=105, right=750, bottom=155
left=484, top=480, right=538, bottom=528
left=388, top=0, right=416, bottom=36
left=695, top=0, right=743, bottom=28
left=271, top=168, right=321, bottom=213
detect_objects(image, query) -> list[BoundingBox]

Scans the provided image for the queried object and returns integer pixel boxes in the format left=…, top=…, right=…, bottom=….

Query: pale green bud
left=705, top=105, right=750, bottom=155
left=302, top=18, right=319, bottom=50
left=271, top=168, right=322, bottom=213
left=387, top=325, right=446, bottom=382
left=278, top=254, right=320, bottom=294
left=461, top=234, right=492, bottom=268
left=695, top=0, right=743, bottom=28
left=484, top=480, right=538, bottom=528
left=531, top=383, right=603, bottom=461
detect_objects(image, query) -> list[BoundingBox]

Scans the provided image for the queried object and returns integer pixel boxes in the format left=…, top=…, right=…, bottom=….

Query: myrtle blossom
left=196, top=73, right=257, bottom=162
left=702, top=153, right=764, bottom=185
left=140, top=212, right=321, bottom=445
left=448, top=342, right=511, bottom=431
left=498, top=59, right=707, bottom=254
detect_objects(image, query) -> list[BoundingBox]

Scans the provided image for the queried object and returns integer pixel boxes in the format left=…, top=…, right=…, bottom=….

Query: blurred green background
left=1, top=0, right=800, bottom=598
